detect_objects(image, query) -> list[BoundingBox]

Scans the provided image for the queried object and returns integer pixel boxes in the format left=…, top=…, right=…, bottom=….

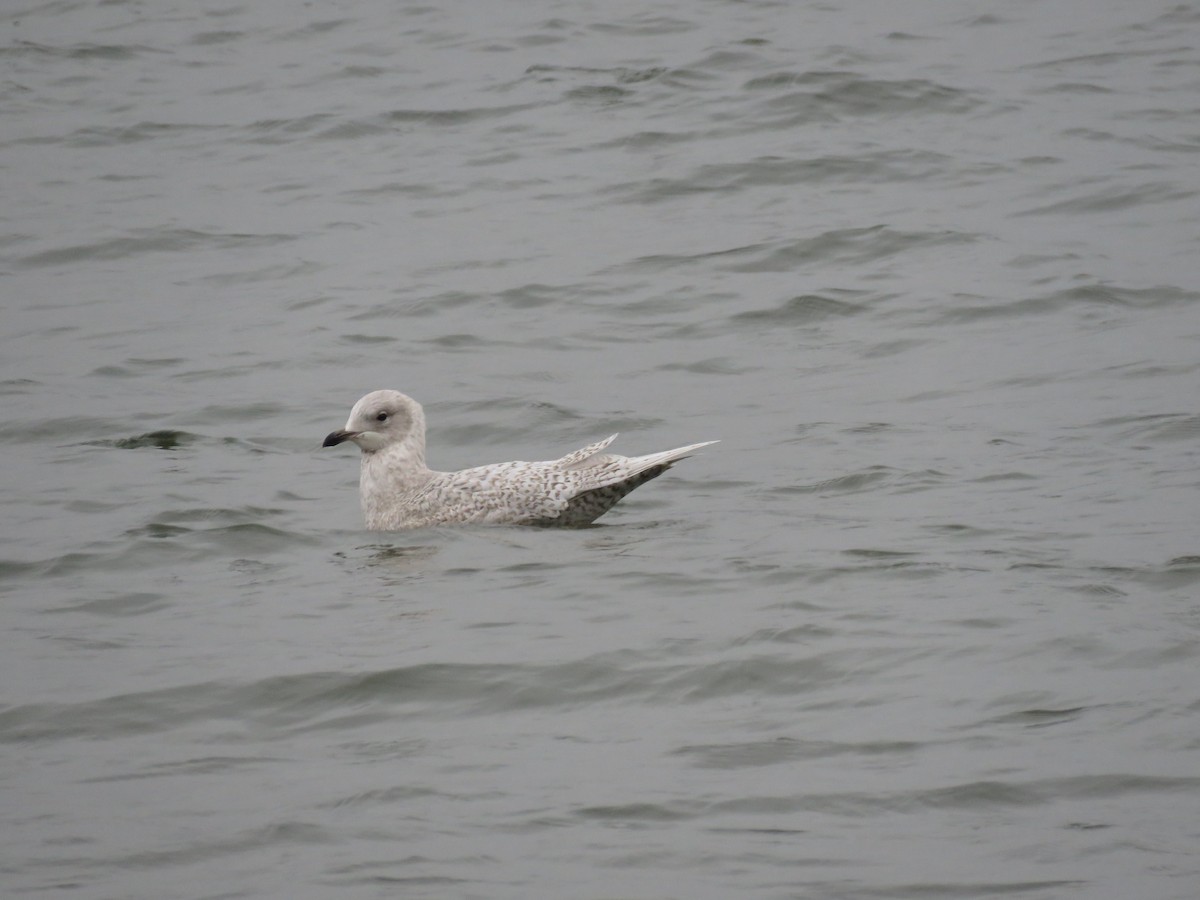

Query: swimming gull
left=323, top=390, right=717, bottom=529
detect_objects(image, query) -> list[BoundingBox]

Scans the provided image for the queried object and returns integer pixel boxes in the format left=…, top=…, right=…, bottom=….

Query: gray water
left=3, top=1, right=1199, bottom=897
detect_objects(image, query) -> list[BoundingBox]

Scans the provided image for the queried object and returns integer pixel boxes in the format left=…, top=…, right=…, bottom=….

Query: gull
left=323, top=390, right=716, bottom=529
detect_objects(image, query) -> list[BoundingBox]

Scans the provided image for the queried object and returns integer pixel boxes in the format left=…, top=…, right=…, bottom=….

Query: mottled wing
left=407, top=461, right=576, bottom=525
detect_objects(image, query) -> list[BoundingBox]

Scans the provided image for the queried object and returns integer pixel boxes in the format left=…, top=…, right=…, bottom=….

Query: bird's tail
left=625, top=439, right=719, bottom=475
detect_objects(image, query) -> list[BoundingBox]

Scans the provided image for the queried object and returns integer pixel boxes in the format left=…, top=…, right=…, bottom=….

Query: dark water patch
left=972, top=472, right=1037, bottom=483
left=320, top=866, right=473, bottom=890
left=1007, top=250, right=1082, bottom=270
left=1068, top=583, right=1128, bottom=598
left=0, top=228, right=35, bottom=251
left=172, top=363, right=285, bottom=384
left=149, top=506, right=288, bottom=525
left=671, top=651, right=912, bottom=703
left=275, top=17, right=352, bottom=40
left=422, top=332, right=521, bottom=351
left=340, top=333, right=398, bottom=345
left=0, top=558, right=44, bottom=582
left=750, top=72, right=980, bottom=120
left=31, top=539, right=205, bottom=577
left=1017, top=182, right=1196, bottom=216
left=800, top=559, right=955, bottom=585
left=597, top=286, right=721, bottom=319
left=933, top=283, right=1197, bottom=323
left=496, top=283, right=579, bottom=309
left=382, top=104, right=533, bottom=126
left=333, top=64, right=389, bottom=78
left=608, top=151, right=955, bottom=203
left=15, top=229, right=296, bottom=269
left=595, top=129, right=698, bottom=151
left=1035, top=81, right=1117, bottom=96
left=826, top=879, right=1088, bottom=898
left=730, top=293, right=863, bottom=325
left=189, top=258, right=324, bottom=287
left=975, top=707, right=1091, bottom=729
left=90, top=357, right=185, bottom=378
left=242, top=113, right=336, bottom=142
left=1109, top=360, right=1200, bottom=379
left=675, top=737, right=921, bottom=769
left=1039, top=773, right=1200, bottom=799
left=655, top=66, right=712, bottom=89
left=21, top=517, right=305, bottom=581
left=349, top=290, right=481, bottom=318
left=58, top=121, right=215, bottom=148
left=95, top=430, right=197, bottom=451
left=1103, top=412, right=1200, bottom=443
left=0, top=673, right=384, bottom=744
left=564, top=84, right=633, bottom=103
left=841, top=422, right=894, bottom=435
left=0, top=377, right=41, bottom=396
left=844, top=548, right=919, bottom=560
left=575, top=802, right=691, bottom=822
left=318, top=118, right=414, bottom=141
left=189, top=523, right=308, bottom=555
left=342, top=179, right=460, bottom=200
left=626, top=227, right=976, bottom=274
left=119, top=517, right=314, bottom=556
left=83, top=755, right=281, bottom=782
left=367, top=550, right=467, bottom=579
left=924, top=523, right=999, bottom=539
left=316, top=785, right=440, bottom=811
left=714, top=774, right=1181, bottom=819
left=656, top=357, right=756, bottom=375
left=684, top=47, right=770, bottom=74
left=526, top=63, right=670, bottom=85
left=1088, top=556, right=1200, bottom=591
left=893, top=469, right=950, bottom=492
left=1, top=40, right=158, bottom=61
left=731, top=624, right=837, bottom=645
left=230, top=557, right=283, bottom=578
left=1023, top=50, right=1161, bottom=73
left=362, top=283, right=597, bottom=318
left=190, top=31, right=244, bottom=47
left=862, top=337, right=928, bottom=358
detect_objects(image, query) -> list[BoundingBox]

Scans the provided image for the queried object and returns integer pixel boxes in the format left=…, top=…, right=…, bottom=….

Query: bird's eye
left=375, top=412, right=389, bottom=422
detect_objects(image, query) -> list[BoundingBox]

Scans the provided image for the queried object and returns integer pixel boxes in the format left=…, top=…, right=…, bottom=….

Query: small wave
left=91, top=430, right=198, bottom=451
left=15, top=229, right=297, bottom=269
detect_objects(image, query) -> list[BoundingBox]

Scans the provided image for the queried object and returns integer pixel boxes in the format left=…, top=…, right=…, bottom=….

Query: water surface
left=3, top=1, right=1199, bottom=898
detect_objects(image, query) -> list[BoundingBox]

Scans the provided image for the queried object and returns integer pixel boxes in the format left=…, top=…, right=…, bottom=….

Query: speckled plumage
left=323, top=390, right=717, bottom=530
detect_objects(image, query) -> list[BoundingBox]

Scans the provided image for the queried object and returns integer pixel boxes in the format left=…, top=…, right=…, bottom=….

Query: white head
left=323, top=390, right=426, bottom=455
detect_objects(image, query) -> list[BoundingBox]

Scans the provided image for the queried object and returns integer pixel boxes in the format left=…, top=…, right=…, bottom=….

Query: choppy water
left=3, top=1, right=1199, bottom=897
